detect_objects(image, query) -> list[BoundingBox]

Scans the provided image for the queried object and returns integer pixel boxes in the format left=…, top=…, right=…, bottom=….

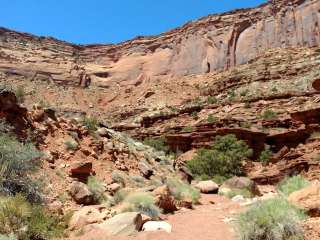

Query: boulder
left=219, top=177, right=261, bottom=197
left=106, top=183, right=121, bottom=194
left=93, top=212, right=143, bottom=236
left=288, top=182, right=320, bottom=217
left=69, top=205, right=110, bottom=230
left=69, top=160, right=93, bottom=181
left=195, top=180, right=219, bottom=193
left=139, top=162, right=153, bottom=179
left=142, top=221, right=172, bottom=233
left=153, top=185, right=177, bottom=213
left=96, top=128, right=110, bottom=137
left=69, top=181, right=94, bottom=205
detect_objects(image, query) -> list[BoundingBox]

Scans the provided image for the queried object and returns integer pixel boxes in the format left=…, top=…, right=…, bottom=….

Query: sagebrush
left=278, top=175, right=310, bottom=196
left=0, top=133, right=42, bottom=202
left=236, top=198, right=305, bottom=240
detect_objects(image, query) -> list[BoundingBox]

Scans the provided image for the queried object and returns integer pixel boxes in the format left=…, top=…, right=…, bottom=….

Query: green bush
left=14, top=86, right=25, bottom=103
left=240, top=89, right=249, bottom=97
left=236, top=198, right=305, bottom=240
left=121, top=192, right=161, bottom=219
left=87, top=176, right=106, bottom=204
left=261, top=109, right=278, bottom=120
left=0, top=195, right=64, bottom=240
left=181, top=126, right=194, bottom=133
left=166, top=177, right=200, bottom=204
left=207, top=96, right=217, bottom=104
left=113, top=188, right=133, bottom=204
left=278, top=175, right=310, bottom=196
left=82, top=116, right=98, bottom=132
left=143, top=137, right=171, bottom=155
left=187, top=134, right=252, bottom=179
left=190, top=111, right=198, bottom=120
left=0, top=134, right=42, bottom=202
left=258, top=145, right=273, bottom=164
left=26, top=206, right=64, bottom=240
left=207, top=114, right=217, bottom=123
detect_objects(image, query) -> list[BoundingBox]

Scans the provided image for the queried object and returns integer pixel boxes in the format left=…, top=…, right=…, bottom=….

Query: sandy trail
left=78, top=194, right=243, bottom=240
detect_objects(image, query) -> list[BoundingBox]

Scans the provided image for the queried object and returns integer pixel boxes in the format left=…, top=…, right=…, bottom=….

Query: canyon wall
left=0, top=0, right=320, bottom=88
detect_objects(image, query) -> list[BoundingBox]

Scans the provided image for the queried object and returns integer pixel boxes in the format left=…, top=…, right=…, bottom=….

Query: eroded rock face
left=0, top=0, right=319, bottom=87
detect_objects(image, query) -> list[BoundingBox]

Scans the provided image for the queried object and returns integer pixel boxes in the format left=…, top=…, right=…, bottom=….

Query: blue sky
left=1, top=0, right=266, bottom=45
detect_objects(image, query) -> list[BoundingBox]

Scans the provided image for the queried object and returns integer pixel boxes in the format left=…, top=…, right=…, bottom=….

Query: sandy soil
left=76, top=194, right=243, bottom=240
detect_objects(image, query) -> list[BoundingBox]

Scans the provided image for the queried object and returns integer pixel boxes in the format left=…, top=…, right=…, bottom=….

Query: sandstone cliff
left=1, top=0, right=320, bottom=89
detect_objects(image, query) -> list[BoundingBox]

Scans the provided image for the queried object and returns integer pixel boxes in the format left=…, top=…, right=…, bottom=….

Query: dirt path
left=117, top=194, right=243, bottom=240
left=75, top=194, right=243, bottom=240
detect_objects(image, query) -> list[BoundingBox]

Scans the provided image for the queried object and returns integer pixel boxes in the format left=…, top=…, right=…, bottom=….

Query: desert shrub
left=190, top=111, right=198, bottom=120
left=207, top=96, right=217, bottom=104
left=166, top=177, right=200, bottom=203
left=187, top=134, right=252, bottom=179
left=258, top=145, right=273, bottom=164
left=261, top=109, right=278, bottom=120
left=122, top=192, right=161, bottom=219
left=0, top=195, right=63, bottom=240
left=64, top=139, right=79, bottom=151
left=87, top=176, right=106, bottom=204
left=236, top=198, right=305, bottom=240
left=130, top=175, right=145, bottom=187
left=143, top=137, right=171, bottom=155
left=0, top=133, right=42, bottom=202
left=228, top=90, right=236, bottom=101
left=308, top=131, right=320, bottom=140
left=207, top=114, right=217, bottom=123
left=26, top=206, right=64, bottom=240
left=14, top=86, right=25, bottom=103
left=181, top=126, right=194, bottom=133
left=168, top=106, right=178, bottom=112
left=111, top=171, right=126, bottom=186
left=239, top=122, right=251, bottom=129
left=0, top=234, right=17, bottom=240
left=82, top=116, right=98, bottom=132
left=113, top=188, right=133, bottom=204
left=240, top=89, right=249, bottom=97
left=0, top=195, right=30, bottom=235
left=278, top=175, right=310, bottom=196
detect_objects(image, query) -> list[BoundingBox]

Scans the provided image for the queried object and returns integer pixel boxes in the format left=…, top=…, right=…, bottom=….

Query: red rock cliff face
left=77, top=0, right=320, bottom=85
left=0, top=0, right=320, bottom=87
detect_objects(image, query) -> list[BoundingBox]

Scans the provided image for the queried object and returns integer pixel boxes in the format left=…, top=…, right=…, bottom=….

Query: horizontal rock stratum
left=0, top=0, right=320, bottom=89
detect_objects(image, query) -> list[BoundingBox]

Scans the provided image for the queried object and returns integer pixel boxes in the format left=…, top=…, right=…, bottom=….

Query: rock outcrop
left=288, top=182, right=320, bottom=217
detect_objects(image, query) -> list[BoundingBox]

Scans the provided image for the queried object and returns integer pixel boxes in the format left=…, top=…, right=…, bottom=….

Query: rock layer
left=0, top=0, right=320, bottom=88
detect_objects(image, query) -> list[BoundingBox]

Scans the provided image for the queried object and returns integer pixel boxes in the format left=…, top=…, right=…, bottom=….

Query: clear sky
left=1, top=0, right=267, bottom=45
